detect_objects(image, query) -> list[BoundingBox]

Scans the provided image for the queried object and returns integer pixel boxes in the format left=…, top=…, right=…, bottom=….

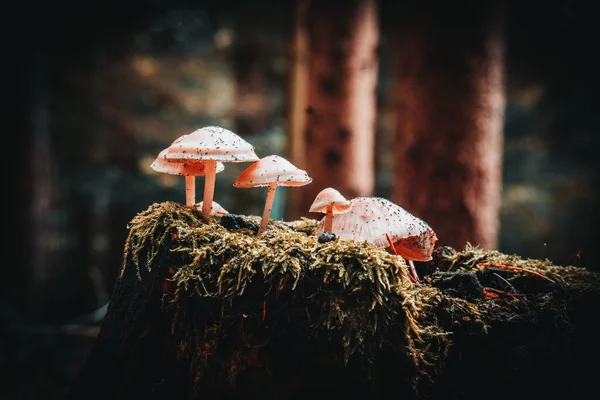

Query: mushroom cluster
left=151, top=127, right=312, bottom=236
left=314, top=196, right=437, bottom=282
left=150, top=125, right=437, bottom=282
left=151, top=126, right=259, bottom=216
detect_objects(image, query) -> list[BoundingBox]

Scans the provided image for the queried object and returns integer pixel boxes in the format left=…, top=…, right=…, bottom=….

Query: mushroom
left=234, top=155, right=312, bottom=236
left=309, top=187, right=352, bottom=233
left=150, top=149, right=225, bottom=206
left=314, top=196, right=437, bottom=282
left=194, top=201, right=229, bottom=217
left=163, top=126, right=259, bottom=217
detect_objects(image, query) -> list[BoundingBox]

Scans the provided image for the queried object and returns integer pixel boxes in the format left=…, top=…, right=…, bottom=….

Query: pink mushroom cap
left=164, top=126, right=259, bottom=163
left=309, top=187, right=352, bottom=214
left=233, top=155, right=312, bottom=188
left=315, top=196, right=437, bottom=262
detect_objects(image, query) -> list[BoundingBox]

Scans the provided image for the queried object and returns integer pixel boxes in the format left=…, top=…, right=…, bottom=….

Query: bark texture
left=294, top=0, right=379, bottom=219
left=391, top=1, right=505, bottom=250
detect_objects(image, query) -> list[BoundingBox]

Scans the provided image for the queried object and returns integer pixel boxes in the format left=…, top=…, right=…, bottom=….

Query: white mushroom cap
left=194, top=201, right=229, bottom=216
left=233, top=155, right=312, bottom=188
left=309, top=187, right=352, bottom=214
left=314, top=196, right=437, bottom=261
left=164, top=126, right=259, bottom=162
left=150, top=149, right=225, bottom=176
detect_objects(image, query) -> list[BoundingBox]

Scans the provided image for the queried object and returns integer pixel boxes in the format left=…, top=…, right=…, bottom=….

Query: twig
left=478, top=263, right=555, bottom=283
left=492, top=272, right=519, bottom=294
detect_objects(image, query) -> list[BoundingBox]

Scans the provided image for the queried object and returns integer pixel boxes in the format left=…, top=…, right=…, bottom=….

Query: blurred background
left=5, top=0, right=599, bottom=398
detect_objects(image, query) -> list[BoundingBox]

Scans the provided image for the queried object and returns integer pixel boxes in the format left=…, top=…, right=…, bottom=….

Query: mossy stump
left=66, top=202, right=600, bottom=400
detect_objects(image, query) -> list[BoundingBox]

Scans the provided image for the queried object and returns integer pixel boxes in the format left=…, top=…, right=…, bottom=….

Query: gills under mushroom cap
left=151, top=149, right=225, bottom=176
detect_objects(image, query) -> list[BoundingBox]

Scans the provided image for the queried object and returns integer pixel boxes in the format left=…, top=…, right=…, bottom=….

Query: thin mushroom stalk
left=259, top=183, right=277, bottom=236
left=150, top=148, right=225, bottom=208
left=185, top=176, right=195, bottom=206
left=408, top=260, right=420, bottom=282
left=202, top=160, right=218, bottom=217
left=325, top=207, right=334, bottom=232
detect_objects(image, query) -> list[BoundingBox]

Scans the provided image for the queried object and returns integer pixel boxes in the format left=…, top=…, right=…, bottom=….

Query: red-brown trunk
left=391, top=1, right=505, bottom=251
left=291, top=0, right=379, bottom=220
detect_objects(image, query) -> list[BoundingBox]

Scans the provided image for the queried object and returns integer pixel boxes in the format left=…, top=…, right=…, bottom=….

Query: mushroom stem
left=202, top=160, right=218, bottom=217
left=258, top=183, right=277, bottom=236
left=325, top=206, right=334, bottom=232
left=408, top=260, right=420, bottom=282
left=185, top=176, right=195, bottom=206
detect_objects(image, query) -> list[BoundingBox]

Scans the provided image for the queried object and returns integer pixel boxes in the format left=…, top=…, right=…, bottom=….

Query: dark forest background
left=6, top=0, right=600, bottom=398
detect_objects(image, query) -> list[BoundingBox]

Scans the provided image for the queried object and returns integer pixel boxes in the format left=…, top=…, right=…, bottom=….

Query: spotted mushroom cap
left=309, top=187, right=352, bottom=214
left=151, top=149, right=225, bottom=176
left=194, top=200, right=229, bottom=216
left=164, top=126, right=259, bottom=162
left=314, top=196, right=437, bottom=261
left=233, top=155, right=313, bottom=188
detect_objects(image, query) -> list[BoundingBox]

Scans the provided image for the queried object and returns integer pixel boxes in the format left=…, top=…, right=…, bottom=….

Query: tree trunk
left=293, top=0, right=379, bottom=219
left=286, top=0, right=310, bottom=221
left=391, top=0, right=505, bottom=251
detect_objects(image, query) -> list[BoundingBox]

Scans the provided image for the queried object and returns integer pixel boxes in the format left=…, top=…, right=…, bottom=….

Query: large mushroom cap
left=315, top=196, right=437, bottom=261
left=309, top=187, right=352, bottom=214
left=233, top=155, right=312, bottom=188
left=150, top=149, right=225, bottom=176
left=164, top=126, right=259, bottom=162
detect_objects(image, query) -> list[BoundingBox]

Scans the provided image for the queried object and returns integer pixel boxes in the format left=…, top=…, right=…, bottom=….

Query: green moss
left=119, top=201, right=595, bottom=388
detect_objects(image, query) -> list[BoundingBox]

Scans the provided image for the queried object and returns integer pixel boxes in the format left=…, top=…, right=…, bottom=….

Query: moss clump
left=117, top=201, right=597, bottom=396
left=121, top=202, right=452, bottom=383
left=121, top=201, right=209, bottom=280
left=428, top=243, right=600, bottom=308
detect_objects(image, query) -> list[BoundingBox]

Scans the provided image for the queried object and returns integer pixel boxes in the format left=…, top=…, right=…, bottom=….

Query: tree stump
left=66, top=202, right=600, bottom=400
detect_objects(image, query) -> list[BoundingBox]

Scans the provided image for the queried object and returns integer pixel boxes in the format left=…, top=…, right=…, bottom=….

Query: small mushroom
left=195, top=201, right=229, bottom=217
left=150, top=149, right=225, bottom=206
left=163, top=126, right=259, bottom=217
left=315, top=196, right=437, bottom=282
left=309, top=187, right=352, bottom=233
left=234, top=155, right=312, bottom=236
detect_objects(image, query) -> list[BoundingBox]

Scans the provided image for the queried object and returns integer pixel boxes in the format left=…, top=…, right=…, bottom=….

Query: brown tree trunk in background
left=291, top=0, right=379, bottom=220
left=286, top=0, right=310, bottom=220
left=391, top=1, right=505, bottom=251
